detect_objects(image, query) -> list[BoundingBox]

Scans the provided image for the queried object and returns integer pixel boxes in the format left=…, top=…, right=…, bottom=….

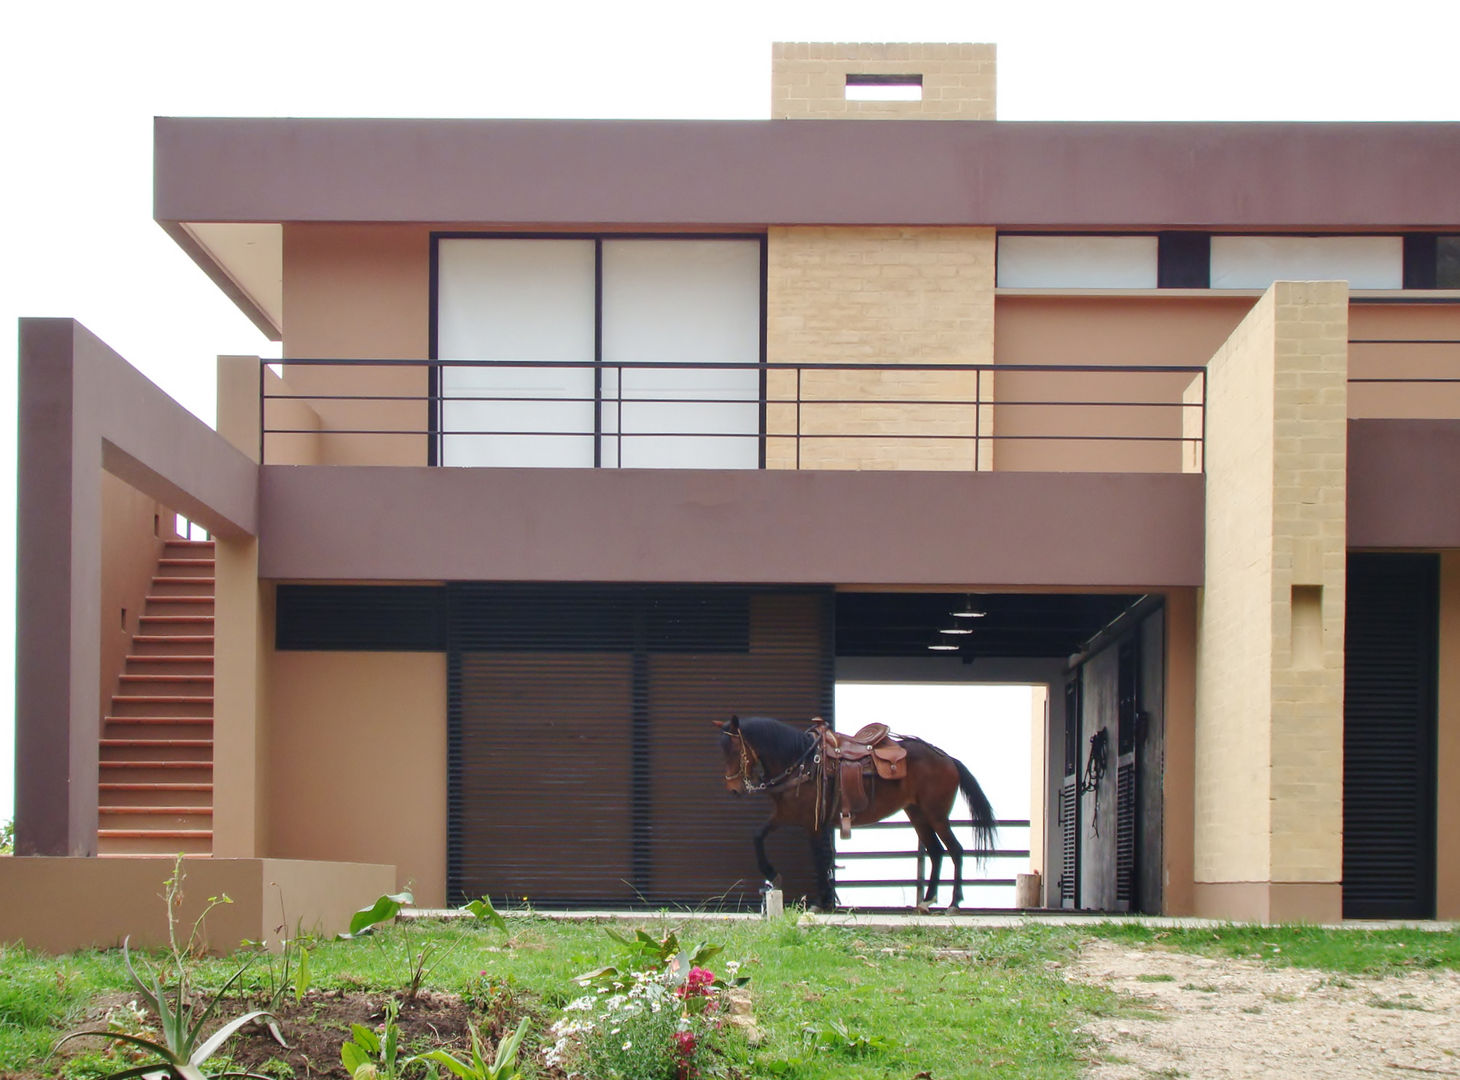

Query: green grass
left=1085, top=921, right=1460, bottom=975
left=4, top=917, right=1458, bottom=1079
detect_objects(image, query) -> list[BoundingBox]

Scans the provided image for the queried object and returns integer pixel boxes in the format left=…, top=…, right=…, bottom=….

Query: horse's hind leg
left=932, top=818, right=965, bottom=912
left=808, top=825, right=836, bottom=912
left=906, top=809, right=944, bottom=914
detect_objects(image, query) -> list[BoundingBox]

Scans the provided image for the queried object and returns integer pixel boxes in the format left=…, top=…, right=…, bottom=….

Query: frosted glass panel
left=997, top=235, right=1158, bottom=288
left=437, top=239, right=596, bottom=467
left=1210, top=236, right=1403, bottom=289
left=601, top=240, right=762, bottom=469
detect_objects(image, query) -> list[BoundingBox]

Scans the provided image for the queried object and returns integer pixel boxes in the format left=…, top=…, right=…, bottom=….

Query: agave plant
left=408, top=1017, right=530, bottom=1080
left=52, top=937, right=274, bottom=1080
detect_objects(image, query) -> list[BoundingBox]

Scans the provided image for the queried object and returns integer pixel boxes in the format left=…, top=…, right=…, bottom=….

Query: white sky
left=3, top=0, right=1459, bottom=824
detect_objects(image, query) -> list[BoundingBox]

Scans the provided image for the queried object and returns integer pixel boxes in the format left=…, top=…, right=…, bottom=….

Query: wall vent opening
left=1291, top=585, right=1323, bottom=669
left=845, top=73, right=923, bottom=101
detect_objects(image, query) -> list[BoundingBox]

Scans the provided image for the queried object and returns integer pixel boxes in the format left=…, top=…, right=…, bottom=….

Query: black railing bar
left=836, top=878, right=1018, bottom=888
left=857, top=818, right=1030, bottom=829
left=269, top=392, right=1203, bottom=410
left=264, top=427, right=1201, bottom=444
left=266, top=357, right=1207, bottom=375
left=836, top=849, right=1031, bottom=860
left=1349, top=338, right=1460, bottom=345
left=1348, top=377, right=1460, bottom=384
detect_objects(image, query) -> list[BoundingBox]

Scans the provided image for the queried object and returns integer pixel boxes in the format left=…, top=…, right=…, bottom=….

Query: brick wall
left=772, top=42, right=996, bottom=121
left=764, top=226, right=996, bottom=470
left=1194, top=282, right=1348, bottom=911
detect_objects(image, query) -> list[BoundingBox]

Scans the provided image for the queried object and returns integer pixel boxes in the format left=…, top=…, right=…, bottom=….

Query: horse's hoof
left=945, top=902, right=961, bottom=915
left=915, top=902, right=932, bottom=915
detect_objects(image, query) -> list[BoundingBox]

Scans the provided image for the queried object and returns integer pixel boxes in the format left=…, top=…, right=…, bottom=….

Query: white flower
left=621, top=1040, right=632, bottom=1051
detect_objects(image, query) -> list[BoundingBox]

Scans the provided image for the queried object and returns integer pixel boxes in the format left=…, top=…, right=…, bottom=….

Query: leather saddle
left=812, top=719, right=908, bottom=839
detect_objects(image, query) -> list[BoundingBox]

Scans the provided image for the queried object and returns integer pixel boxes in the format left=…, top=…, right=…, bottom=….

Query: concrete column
left=213, top=356, right=265, bottom=856
left=1193, top=282, right=1349, bottom=922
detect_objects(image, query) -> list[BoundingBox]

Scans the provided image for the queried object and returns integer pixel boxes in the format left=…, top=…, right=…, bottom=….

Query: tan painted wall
left=1193, top=282, right=1347, bottom=922
left=0, top=857, right=394, bottom=954
left=1439, top=552, right=1460, bottom=919
left=267, top=651, right=447, bottom=906
left=765, top=226, right=995, bottom=470
left=771, top=42, right=996, bottom=120
left=281, top=223, right=431, bottom=465
left=1348, top=303, right=1460, bottom=420
left=100, top=474, right=180, bottom=709
left=993, top=295, right=1253, bottom=472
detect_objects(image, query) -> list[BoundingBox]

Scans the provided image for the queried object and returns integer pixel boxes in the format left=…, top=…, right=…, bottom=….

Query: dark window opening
left=1157, top=233, right=1211, bottom=288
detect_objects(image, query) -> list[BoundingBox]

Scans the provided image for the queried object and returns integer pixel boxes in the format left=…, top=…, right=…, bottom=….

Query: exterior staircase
left=97, top=539, right=215, bottom=856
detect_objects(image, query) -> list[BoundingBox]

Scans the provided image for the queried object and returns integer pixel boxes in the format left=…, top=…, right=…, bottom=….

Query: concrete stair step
left=99, top=782, right=213, bottom=808
left=131, top=635, right=215, bottom=658
left=97, top=832, right=213, bottom=857
left=143, top=596, right=215, bottom=617
left=148, top=578, right=217, bottom=598
left=122, top=656, right=213, bottom=676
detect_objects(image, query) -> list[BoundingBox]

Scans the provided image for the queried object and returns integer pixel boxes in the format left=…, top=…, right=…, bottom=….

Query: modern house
left=7, top=42, right=1459, bottom=948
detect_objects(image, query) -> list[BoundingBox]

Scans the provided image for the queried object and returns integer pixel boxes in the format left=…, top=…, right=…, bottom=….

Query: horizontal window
left=996, top=235, right=1158, bottom=288
left=1209, top=236, right=1403, bottom=290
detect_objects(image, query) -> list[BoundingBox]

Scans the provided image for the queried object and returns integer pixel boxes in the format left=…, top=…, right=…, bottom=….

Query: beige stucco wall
left=0, top=857, right=394, bottom=954
left=100, top=475, right=178, bottom=710
left=765, top=226, right=995, bottom=469
left=1439, top=552, right=1460, bottom=919
left=267, top=650, right=447, bottom=906
left=1348, top=303, right=1460, bottom=419
left=772, top=42, right=995, bottom=120
left=1193, top=282, right=1348, bottom=922
left=280, top=223, right=431, bottom=465
left=993, top=295, right=1253, bottom=472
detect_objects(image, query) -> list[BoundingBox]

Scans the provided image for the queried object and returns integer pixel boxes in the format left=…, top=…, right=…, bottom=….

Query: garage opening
left=834, top=591, right=1164, bottom=913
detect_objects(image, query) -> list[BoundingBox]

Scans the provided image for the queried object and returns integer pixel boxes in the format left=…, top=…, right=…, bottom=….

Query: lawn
left=3, top=908, right=1457, bottom=1080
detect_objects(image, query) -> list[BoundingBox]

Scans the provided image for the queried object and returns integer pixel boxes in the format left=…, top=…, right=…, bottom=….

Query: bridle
left=724, top=728, right=821, bottom=795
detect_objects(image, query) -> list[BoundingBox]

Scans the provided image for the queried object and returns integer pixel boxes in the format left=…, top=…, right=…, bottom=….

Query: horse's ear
left=726, top=715, right=741, bottom=733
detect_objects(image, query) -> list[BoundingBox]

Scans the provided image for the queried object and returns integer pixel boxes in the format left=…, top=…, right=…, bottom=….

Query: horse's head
left=715, top=715, right=760, bottom=795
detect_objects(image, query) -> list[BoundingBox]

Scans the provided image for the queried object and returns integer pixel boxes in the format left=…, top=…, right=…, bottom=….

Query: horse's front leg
left=753, top=816, right=781, bottom=889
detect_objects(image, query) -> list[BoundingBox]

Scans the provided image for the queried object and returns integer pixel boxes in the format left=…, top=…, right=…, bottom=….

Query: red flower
left=674, top=1029, right=697, bottom=1057
left=677, top=967, right=716, bottom=998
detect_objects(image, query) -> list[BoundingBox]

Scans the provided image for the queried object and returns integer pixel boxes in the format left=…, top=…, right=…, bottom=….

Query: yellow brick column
left=765, top=226, right=995, bottom=470
left=212, top=356, right=267, bottom=857
left=772, top=42, right=996, bottom=120
left=1193, top=281, right=1348, bottom=922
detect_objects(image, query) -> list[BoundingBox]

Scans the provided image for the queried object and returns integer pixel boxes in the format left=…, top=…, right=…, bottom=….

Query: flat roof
left=156, top=116, right=1460, bottom=230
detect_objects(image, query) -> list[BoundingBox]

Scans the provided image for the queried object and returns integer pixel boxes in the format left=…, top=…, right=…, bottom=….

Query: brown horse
left=716, top=714, right=997, bottom=912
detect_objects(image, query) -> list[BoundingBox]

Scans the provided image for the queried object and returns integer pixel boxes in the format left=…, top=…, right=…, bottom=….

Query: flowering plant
left=546, top=931, right=745, bottom=1080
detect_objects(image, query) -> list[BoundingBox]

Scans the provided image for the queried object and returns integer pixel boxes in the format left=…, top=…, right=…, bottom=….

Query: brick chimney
left=771, top=42, right=996, bottom=120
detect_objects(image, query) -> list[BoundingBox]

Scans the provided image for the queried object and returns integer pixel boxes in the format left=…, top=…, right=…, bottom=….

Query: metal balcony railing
left=260, top=358, right=1207, bottom=473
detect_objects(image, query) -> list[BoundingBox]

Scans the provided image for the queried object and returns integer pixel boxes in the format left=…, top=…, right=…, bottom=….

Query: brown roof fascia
left=154, top=116, right=1460, bottom=231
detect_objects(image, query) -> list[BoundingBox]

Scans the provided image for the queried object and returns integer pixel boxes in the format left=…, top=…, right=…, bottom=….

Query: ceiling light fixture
left=927, top=639, right=960, bottom=651
left=950, top=594, right=987, bottom=619
left=938, top=625, right=975, bottom=635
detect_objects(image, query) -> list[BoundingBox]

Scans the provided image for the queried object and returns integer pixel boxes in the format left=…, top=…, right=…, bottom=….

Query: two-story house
left=7, top=42, right=1459, bottom=948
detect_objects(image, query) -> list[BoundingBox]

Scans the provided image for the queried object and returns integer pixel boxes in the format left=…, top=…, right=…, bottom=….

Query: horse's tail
left=955, top=758, right=998, bottom=862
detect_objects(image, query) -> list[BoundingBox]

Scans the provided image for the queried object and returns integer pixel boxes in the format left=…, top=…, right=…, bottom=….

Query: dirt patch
left=45, top=989, right=517, bottom=1080
left=1066, top=938, right=1460, bottom=1079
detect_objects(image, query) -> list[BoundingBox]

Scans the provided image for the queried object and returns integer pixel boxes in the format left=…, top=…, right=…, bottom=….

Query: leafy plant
left=408, top=1017, right=529, bottom=1080
left=0, top=817, right=13, bottom=855
left=549, top=929, right=747, bottom=1080
left=50, top=858, right=275, bottom=1080
left=336, top=892, right=506, bottom=1002
left=52, top=936, right=272, bottom=1079
left=340, top=1000, right=403, bottom=1080
left=244, top=895, right=314, bottom=1046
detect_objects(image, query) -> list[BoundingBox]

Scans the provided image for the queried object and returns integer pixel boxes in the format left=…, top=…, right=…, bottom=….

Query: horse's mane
left=736, top=715, right=815, bottom=766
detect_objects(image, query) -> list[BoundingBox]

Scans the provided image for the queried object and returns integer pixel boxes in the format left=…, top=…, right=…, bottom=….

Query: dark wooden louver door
left=1058, top=676, right=1081, bottom=908
left=1114, top=638, right=1139, bottom=912
left=1343, top=554, right=1438, bottom=919
left=447, top=585, right=833, bottom=909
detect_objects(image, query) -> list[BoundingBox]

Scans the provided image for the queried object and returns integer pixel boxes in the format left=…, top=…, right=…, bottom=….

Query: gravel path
left=1066, top=938, right=1460, bottom=1079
